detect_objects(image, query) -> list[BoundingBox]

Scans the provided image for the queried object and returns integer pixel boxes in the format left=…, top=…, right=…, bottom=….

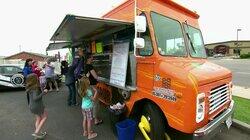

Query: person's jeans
left=67, top=83, right=76, bottom=105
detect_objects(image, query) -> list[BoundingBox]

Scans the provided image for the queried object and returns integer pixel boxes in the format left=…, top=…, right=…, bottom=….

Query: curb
left=232, top=119, right=250, bottom=134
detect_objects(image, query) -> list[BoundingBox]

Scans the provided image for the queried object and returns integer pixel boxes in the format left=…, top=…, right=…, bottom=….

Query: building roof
left=205, top=40, right=250, bottom=46
left=4, top=51, right=49, bottom=60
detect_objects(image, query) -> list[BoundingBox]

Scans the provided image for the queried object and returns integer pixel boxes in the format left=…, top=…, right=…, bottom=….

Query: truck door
left=136, top=29, right=154, bottom=90
left=151, top=12, right=187, bottom=102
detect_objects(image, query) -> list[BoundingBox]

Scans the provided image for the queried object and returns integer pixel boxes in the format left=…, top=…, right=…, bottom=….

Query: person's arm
left=46, top=64, right=55, bottom=69
left=72, top=58, right=79, bottom=68
left=90, top=70, right=98, bottom=80
left=22, top=67, right=29, bottom=77
left=31, top=90, right=45, bottom=101
left=91, top=88, right=98, bottom=101
left=30, top=91, right=44, bottom=101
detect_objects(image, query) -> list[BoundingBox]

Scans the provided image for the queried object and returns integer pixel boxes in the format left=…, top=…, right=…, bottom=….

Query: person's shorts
left=46, top=77, right=56, bottom=83
left=82, top=108, right=93, bottom=120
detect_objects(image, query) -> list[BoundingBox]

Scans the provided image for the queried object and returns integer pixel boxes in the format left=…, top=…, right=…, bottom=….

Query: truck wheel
left=139, top=103, right=168, bottom=140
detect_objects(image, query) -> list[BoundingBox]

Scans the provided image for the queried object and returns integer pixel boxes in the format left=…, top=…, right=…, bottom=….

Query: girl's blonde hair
left=25, top=73, right=40, bottom=93
left=79, top=77, right=90, bottom=98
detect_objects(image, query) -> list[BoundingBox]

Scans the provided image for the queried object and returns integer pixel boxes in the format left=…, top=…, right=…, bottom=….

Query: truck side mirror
left=135, top=16, right=146, bottom=33
left=134, top=38, right=145, bottom=49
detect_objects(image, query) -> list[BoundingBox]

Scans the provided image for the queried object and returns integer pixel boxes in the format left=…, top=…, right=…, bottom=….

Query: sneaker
left=32, top=133, right=45, bottom=139
left=41, top=132, right=47, bottom=136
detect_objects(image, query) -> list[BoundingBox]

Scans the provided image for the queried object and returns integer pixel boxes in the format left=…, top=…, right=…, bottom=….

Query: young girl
left=79, top=77, right=98, bottom=139
left=26, top=73, right=48, bottom=139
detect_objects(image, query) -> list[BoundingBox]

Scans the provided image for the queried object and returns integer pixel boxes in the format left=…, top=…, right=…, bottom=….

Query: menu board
left=110, top=42, right=129, bottom=87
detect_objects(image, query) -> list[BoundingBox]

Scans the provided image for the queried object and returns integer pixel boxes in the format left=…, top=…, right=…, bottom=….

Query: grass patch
left=233, top=96, right=250, bottom=124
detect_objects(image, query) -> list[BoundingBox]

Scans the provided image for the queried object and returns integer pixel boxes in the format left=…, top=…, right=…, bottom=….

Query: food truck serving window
left=151, top=12, right=187, bottom=57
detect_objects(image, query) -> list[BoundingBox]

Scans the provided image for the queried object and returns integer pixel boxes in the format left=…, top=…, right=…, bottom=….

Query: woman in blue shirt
left=23, top=58, right=33, bottom=105
left=23, top=58, right=33, bottom=78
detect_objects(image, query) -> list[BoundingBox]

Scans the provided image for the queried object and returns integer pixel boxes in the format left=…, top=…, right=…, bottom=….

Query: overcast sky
left=0, top=0, right=249, bottom=56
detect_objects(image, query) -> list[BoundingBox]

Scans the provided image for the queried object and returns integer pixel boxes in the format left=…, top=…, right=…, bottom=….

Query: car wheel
left=11, top=74, right=25, bottom=86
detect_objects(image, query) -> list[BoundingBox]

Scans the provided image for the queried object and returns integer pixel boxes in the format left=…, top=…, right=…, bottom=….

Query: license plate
left=225, top=116, right=232, bottom=129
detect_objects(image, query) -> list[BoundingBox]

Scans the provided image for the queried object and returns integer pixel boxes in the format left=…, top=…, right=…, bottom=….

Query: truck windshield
left=184, top=24, right=207, bottom=58
left=151, top=12, right=187, bottom=57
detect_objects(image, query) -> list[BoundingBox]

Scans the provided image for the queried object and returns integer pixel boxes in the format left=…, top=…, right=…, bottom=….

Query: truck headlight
left=196, top=93, right=205, bottom=123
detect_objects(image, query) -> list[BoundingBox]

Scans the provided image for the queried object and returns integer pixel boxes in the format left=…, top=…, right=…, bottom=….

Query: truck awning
left=46, top=42, right=71, bottom=51
left=50, top=15, right=133, bottom=42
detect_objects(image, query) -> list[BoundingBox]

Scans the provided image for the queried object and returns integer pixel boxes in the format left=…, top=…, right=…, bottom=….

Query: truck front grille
left=209, top=84, right=229, bottom=114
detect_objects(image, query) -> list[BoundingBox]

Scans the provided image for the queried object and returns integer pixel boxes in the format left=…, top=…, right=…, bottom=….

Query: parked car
left=0, top=64, right=25, bottom=89
left=213, top=53, right=225, bottom=58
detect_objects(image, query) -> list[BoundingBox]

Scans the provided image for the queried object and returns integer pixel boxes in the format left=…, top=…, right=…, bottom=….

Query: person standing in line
left=79, top=77, right=98, bottom=139
left=60, top=60, right=69, bottom=83
left=72, top=48, right=85, bottom=79
left=22, top=58, right=33, bottom=105
left=60, top=60, right=69, bottom=76
left=44, top=60, right=59, bottom=92
left=26, top=73, right=48, bottom=139
left=72, top=48, right=85, bottom=104
left=85, top=53, right=103, bottom=125
left=65, top=65, right=77, bottom=106
left=22, top=58, right=33, bottom=78
left=32, top=61, right=42, bottom=78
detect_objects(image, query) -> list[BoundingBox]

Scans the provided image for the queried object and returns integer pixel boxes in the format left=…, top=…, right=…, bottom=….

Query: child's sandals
left=83, top=131, right=94, bottom=137
left=88, top=132, right=97, bottom=139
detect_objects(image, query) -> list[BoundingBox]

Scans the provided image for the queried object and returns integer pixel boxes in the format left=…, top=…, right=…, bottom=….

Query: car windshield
left=151, top=12, right=187, bottom=57
left=184, top=24, right=207, bottom=58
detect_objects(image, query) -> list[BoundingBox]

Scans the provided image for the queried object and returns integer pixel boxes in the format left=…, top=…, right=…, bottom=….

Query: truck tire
left=141, top=103, right=166, bottom=140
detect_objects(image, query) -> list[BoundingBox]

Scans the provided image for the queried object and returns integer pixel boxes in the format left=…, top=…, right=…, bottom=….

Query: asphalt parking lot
left=0, top=87, right=249, bottom=140
left=209, top=59, right=250, bottom=87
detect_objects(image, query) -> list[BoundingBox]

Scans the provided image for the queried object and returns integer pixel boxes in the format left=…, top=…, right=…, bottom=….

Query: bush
left=240, top=53, right=250, bottom=59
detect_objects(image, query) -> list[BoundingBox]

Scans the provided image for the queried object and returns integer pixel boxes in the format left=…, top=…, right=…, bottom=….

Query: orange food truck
left=47, top=0, right=234, bottom=139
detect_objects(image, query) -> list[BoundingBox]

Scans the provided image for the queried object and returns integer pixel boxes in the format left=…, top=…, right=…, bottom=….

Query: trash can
left=108, top=106, right=126, bottom=135
left=116, top=119, right=136, bottom=140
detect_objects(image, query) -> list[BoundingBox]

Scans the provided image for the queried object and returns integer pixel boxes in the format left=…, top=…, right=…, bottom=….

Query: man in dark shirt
left=72, top=48, right=85, bottom=79
left=71, top=48, right=85, bottom=105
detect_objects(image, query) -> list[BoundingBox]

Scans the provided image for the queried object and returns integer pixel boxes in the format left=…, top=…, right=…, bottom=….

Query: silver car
left=0, top=64, right=25, bottom=89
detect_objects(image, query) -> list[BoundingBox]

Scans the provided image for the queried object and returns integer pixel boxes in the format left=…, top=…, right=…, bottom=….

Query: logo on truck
left=153, top=87, right=177, bottom=102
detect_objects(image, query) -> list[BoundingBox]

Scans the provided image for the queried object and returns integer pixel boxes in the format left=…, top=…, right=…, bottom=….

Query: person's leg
left=71, top=84, right=77, bottom=105
left=67, top=85, right=73, bottom=106
left=87, top=109, right=97, bottom=139
left=35, top=115, right=41, bottom=132
left=92, top=86, right=102, bottom=125
left=35, top=110, right=48, bottom=134
left=48, top=80, right=53, bottom=91
left=94, top=100, right=102, bottom=124
left=82, top=110, right=88, bottom=136
left=53, top=78, right=59, bottom=91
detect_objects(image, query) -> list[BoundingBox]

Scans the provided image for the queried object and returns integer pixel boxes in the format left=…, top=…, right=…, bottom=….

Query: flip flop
left=88, top=132, right=97, bottom=139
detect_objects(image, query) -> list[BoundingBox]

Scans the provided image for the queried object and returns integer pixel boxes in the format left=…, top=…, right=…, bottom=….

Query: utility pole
left=236, top=28, right=242, bottom=56
left=19, top=45, right=21, bottom=52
